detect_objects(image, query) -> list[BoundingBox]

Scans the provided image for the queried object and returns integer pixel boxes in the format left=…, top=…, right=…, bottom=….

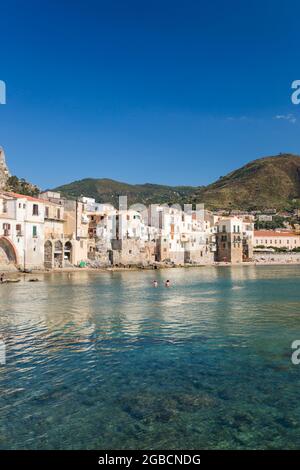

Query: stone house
left=215, top=217, right=243, bottom=263
left=0, top=192, right=45, bottom=270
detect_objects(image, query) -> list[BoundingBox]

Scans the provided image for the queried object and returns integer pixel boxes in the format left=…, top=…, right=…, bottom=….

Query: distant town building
left=258, top=214, right=273, bottom=222
left=254, top=230, right=300, bottom=250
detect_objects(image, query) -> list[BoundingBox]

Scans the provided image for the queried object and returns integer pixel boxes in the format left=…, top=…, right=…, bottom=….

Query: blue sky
left=0, top=0, right=300, bottom=188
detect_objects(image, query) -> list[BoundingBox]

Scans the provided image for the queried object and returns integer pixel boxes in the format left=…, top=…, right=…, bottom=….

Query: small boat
left=0, top=278, right=21, bottom=284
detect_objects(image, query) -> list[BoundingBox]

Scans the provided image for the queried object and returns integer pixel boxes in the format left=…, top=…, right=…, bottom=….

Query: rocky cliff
left=0, top=147, right=10, bottom=189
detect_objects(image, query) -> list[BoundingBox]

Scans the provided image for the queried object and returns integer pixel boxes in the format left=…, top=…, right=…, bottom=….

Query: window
left=16, top=224, right=22, bottom=236
left=32, top=226, right=37, bottom=237
left=33, top=204, right=39, bottom=216
left=3, top=201, right=7, bottom=213
left=3, top=223, right=10, bottom=236
left=57, top=209, right=61, bottom=219
left=45, top=207, right=49, bottom=218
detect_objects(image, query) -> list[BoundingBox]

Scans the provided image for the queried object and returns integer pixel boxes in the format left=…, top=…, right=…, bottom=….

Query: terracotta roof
left=3, top=191, right=43, bottom=203
left=254, top=230, right=299, bottom=237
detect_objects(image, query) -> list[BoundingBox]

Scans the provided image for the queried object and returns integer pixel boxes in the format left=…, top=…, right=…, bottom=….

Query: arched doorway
left=64, top=241, right=73, bottom=264
left=54, top=240, right=63, bottom=267
left=0, top=237, right=18, bottom=266
left=44, top=240, right=53, bottom=269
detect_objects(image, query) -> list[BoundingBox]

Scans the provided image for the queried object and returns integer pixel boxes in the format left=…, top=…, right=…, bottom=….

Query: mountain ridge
left=53, top=153, right=300, bottom=210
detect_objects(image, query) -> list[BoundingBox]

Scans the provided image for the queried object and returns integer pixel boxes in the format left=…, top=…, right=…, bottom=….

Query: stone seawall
left=254, top=252, right=300, bottom=264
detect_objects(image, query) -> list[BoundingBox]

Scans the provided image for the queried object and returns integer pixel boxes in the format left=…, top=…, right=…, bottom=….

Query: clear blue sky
left=1, top=0, right=300, bottom=189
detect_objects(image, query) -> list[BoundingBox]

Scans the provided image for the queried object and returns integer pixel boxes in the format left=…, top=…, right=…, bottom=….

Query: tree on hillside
left=5, top=175, right=40, bottom=197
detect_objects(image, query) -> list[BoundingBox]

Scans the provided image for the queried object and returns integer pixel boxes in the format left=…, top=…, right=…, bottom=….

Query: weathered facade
left=215, top=217, right=243, bottom=263
left=110, top=238, right=156, bottom=266
left=0, top=192, right=45, bottom=270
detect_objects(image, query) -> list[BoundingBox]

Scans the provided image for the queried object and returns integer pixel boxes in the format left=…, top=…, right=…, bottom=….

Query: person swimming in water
left=153, top=280, right=158, bottom=287
left=165, top=280, right=170, bottom=287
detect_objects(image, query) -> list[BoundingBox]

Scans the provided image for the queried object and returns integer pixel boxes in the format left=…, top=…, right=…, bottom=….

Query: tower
left=0, top=147, right=10, bottom=189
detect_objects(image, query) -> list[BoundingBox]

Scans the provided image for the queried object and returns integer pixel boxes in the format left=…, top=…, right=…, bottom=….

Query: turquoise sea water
left=0, top=266, right=300, bottom=449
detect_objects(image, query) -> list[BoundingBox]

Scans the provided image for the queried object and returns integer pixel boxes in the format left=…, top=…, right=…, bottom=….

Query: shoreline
left=2, top=260, right=300, bottom=277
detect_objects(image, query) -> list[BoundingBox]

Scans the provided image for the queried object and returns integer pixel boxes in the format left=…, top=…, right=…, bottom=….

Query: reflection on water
left=1, top=266, right=300, bottom=449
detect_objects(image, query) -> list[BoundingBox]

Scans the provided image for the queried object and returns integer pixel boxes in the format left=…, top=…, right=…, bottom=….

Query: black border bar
left=0, top=450, right=298, bottom=467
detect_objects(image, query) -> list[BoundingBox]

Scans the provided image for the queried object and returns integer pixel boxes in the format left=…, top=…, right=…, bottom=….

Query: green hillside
left=191, top=154, right=300, bottom=210
left=54, top=178, right=196, bottom=206
left=53, top=154, right=300, bottom=210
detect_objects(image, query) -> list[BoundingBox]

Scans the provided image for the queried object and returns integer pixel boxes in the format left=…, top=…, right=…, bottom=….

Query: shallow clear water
left=1, top=266, right=300, bottom=449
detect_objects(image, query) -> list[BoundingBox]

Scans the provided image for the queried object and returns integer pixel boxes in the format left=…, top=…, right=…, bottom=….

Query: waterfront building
left=40, top=192, right=90, bottom=267
left=214, top=215, right=254, bottom=263
left=58, top=197, right=89, bottom=266
left=0, top=192, right=45, bottom=270
left=87, top=208, right=117, bottom=265
left=215, top=217, right=243, bottom=263
left=0, top=186, right=255, bottom=270
left=110, top=209, right=158, bottom=266
left=86, top=205, right=159, bottom=266
left=253, top=230, right=300, bottom=250
left=242, top=216, right=254, bottom=260
left=144, top=205, right=215, bottom=265
left=39, top=192, right=66, bottom=268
